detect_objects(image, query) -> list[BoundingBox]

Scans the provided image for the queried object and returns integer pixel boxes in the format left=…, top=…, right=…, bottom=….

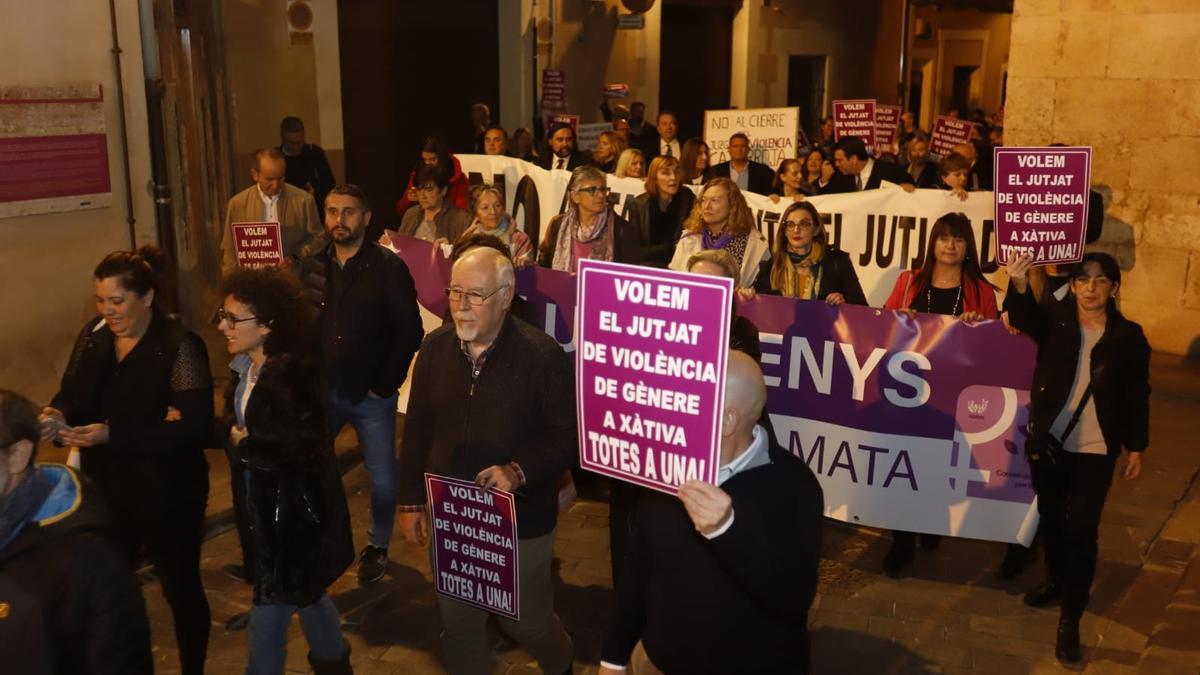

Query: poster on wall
left=832, top=99, right=878, bottom=154
left=0, top=84, right=111, bottom=219
left=703, top=106, right=800, bottom=170
left=993, top=146, right=1092, bottom=266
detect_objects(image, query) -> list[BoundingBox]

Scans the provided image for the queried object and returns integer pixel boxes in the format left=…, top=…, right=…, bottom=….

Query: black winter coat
left=0, top=465, right=152, bottom=675
left=1005, top=286, right=1150, bottom=457
left=627, top=190, right=695, bottom=268
left=223, top=354, right=354, bottom=606
left=300, top=240, right=425, bottom=404
left=755, top=248, right=869, bottom=306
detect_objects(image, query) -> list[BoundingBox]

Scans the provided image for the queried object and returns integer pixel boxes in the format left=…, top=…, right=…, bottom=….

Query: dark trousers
left=608, top=479, right=640, bottom=588
left=88, top=455, right=212, bottom=675
left=1031, top=451, right=1117, bottom=620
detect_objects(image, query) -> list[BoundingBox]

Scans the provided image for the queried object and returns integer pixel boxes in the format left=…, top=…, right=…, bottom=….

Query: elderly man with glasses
left=397, top=246, right=577, bottom=675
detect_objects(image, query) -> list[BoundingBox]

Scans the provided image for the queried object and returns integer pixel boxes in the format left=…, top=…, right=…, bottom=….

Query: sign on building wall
left=704, top=106, right=800, bottom=170
left=0, top=84, right=112, bottom=219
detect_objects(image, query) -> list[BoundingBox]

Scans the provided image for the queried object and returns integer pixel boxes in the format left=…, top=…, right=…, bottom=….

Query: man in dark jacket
left=1, top=389, right=152, bottom=675
left=301, top=184, right=424, bottom=584
left=535, top=122, right=590, bottom=172
left=822, top=136, right=916, bottom=194
left=711, top=132, right=775, bottom=196
left=279, top=116, right=337, bottom=212
left=397, top=246, right=576, bottom=675
left=600, top=351, right=825, bottom=675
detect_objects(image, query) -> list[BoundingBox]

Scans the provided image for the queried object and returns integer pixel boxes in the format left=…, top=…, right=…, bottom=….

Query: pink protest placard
left=576, top=260, right=733, bottom=494
left=833, top=99, right=877, bottom=154
left=929, top=116, right=973, bottom=159
left=426, top=474, right=520, bottom=620
left=603, top=84, right=630, bottom=99
left=875, top=105, right=901, bottom=153
left=993, top=146, right=1092, bottom=266
left=230, top=222, right=283, bottom=268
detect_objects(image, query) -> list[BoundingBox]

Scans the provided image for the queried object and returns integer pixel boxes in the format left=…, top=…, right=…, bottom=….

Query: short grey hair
left=566, top=165, right=609, bottom=215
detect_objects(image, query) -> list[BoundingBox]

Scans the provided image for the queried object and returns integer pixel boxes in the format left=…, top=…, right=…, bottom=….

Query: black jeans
left=88, top=454, right=212, bottom=675
left=1030, top=451, right=1117, bottom=620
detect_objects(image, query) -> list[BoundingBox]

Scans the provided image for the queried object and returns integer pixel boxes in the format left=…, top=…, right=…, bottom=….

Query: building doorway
left=659, top=0, right=734, bottom=140
left=787, top=55, right=827, bottom=140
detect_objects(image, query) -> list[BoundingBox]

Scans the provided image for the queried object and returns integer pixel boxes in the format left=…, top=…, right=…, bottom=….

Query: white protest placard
left=704, top=107, right=800, bottom=170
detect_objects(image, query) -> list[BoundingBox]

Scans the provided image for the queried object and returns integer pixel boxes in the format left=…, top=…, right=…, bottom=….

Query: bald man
left=397, top=247, right=577, bottom=675
left=600, top=351, right=825, bottom=675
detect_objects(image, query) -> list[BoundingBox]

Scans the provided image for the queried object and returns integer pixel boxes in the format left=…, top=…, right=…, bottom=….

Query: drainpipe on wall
left=107, top=0, right=138, bottom=248
left=899, top=0, right=911, bottom=109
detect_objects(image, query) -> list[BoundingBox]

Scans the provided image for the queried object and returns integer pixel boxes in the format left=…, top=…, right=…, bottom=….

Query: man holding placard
left=599, top=351, right=824, bottom=675
left=397, top=247, right=576, bottom=675
left=221, top=147, right=323, bottom=273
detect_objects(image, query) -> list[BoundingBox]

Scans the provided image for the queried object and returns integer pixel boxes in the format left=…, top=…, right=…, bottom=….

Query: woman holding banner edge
left=880, top=212, right=999, bottom=578
left=755, top=201, right=867, bottom=306
left=1004, top=250, right=1148, bottom=665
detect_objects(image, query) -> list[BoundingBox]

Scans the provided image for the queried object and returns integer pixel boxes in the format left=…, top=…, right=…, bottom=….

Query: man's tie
left=665, top=144, right=673, bottom=158
left=855, top=174, right=863, bottom=191
left=556, top=158, right=565, bottom=170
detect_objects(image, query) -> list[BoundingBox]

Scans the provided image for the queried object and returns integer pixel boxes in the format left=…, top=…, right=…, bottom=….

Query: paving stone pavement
left=130, top=355, right=1199, bottom=674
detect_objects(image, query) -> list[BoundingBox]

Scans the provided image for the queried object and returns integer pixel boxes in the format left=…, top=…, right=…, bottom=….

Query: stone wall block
left=1119, top=244, right=1189, bottom=308
left=1165, top=80, right=1200, bottom=138
left=1130, top=138, right=1200, bottom=193
left=1107, top=14, right=1200, bottom=80
left=1117, top=299, right=1200, bottom=356
left=1004, top=76, right=1057, bottom=133
left=1140, top=193, right=1200, bottom=250
left=1183, top=252, right=1200, bottom=311
left=1008, top=17, right=1063, bottom=74
left=1049, top=13, right=1112, bottom=78
left=1052, top=79, right=1153, bottom=136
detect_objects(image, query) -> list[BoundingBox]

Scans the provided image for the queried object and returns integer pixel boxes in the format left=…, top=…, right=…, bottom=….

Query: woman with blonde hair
left=592, top=131, right=628, bottom=173
left=614, top=148, right=646, bottom=179
left=668, top=177, right=769, bottom=288
left=628, top=155, right=695, bottom=268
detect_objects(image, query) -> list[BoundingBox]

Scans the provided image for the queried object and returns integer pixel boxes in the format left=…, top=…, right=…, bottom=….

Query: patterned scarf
left=776, top=241, right=826, bottom=299
left=552, top=206, right=614, bottom=273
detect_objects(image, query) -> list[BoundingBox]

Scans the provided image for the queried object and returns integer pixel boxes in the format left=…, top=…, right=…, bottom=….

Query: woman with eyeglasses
left=396, top=163, right=472, bottom=246
left=668, top=177, right=770, bottom=288
left=538, top=165, right=642, bottom=272
left=879, top=212, right=999, bottom=579
left=39, top=246, right=213, bottom=674
left=1005, top=251, right=1148, bottom=665
left=754, top=201, right=866, bottom=306
left=628, top=155, right=695, bottom=269
left=217, top=267, right=354, bottom=674
left=459, top=184, right=534, bottom=268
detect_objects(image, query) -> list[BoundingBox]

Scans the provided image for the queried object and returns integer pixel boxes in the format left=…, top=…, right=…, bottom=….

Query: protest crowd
left=0, top=97, right=1151, bottom=675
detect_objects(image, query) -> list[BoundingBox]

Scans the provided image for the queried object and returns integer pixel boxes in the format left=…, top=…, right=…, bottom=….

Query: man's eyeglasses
left=214, top=308, right=258, bottom=325
left=445, top=285, right=510, bottom=307
left=574, top=186, right=610, bottom=197
left=785, top=220, right=816, bottom=232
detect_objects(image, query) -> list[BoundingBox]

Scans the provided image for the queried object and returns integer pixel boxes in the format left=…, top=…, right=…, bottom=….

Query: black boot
left=1023, top=580, right=1062, bottom=608
left=308, top=640, right=353, bottom=675
left=882, top=538, right=915, bottom=579
left=1055, top=615, right=1081, bottom=664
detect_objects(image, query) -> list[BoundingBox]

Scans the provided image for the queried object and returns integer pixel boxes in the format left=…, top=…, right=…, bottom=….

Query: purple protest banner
left=993, top=146, right=1092, bottom=266
left=833, top=99, right=877, bottom=154
left=391, top=234, right=1040, bottom=543
left=576, top=259, right=733, bottom=494
left=929, top=116, right=973, bottom=159
left=425, top=474, right=520, bottom=620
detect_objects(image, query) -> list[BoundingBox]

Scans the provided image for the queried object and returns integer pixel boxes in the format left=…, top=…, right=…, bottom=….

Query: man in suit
left=711, top=132, right=775, bottom=196
left=535, top=122, right=590, bottom=171
left=821, top=136, right=916, bottom=194
left=641, top=110, right=681, bottom=161
left=221, top=147, right=324, bottom=273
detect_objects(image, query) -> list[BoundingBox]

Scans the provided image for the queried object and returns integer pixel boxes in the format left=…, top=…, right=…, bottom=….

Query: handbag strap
left=1058, top=382, right=1094, bottom=442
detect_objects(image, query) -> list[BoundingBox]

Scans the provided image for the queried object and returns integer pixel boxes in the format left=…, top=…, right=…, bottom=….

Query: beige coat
left=222, top=183, right=324, bottom=272
left=668, top=228, right=770, bottom=289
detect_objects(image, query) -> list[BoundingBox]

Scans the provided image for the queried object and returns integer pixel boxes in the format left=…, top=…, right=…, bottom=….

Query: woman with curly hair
left=218, top=267, right=354, bottom=674
left=668, top=177, right=769, bottom=288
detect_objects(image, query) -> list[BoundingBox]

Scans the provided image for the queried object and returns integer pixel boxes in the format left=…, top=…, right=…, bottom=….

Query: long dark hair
left=912, top=212, right=996, bottom=294
left=417, top=134, right=455, bottom=181
left=93, top=245, right=167, bottom=300
left=801, top=148, right=827, bottom=184
left=221, top=267, right=315, bottom=358
left=679, top=137, right=709, bottom=183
